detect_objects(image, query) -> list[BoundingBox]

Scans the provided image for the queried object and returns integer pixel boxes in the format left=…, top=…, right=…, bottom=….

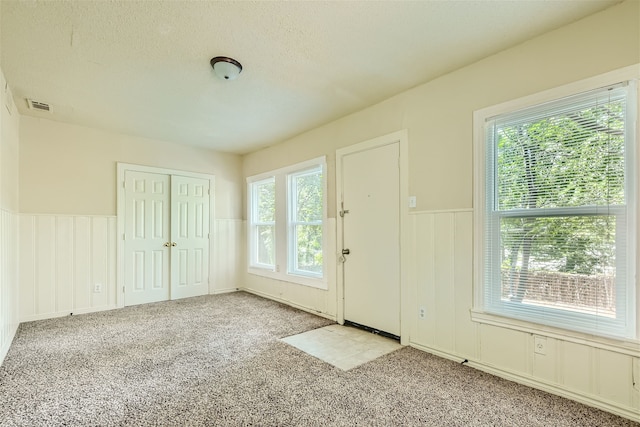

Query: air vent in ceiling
left=26, top=99, right=52, bottom=113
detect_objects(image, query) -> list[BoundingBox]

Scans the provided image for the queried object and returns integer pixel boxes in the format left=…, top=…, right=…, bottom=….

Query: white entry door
left=123, top=170, right=211, bottom=306
left=124, top=171, right=171, bottom=305
left=170, top=175, right=210, bottom=300
left=340, top=142, right=400, bottom=336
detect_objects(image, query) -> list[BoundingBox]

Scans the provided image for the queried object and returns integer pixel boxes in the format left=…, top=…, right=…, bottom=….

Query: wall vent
left=26, top=99, right=52, bottom=113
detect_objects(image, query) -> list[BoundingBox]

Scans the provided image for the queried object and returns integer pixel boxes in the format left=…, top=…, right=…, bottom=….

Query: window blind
left=484, top=83, right=635, bottom=339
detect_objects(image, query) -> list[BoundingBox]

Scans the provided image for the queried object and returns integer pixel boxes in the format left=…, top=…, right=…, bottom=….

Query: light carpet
left=0, top=292, right=636, bottom=426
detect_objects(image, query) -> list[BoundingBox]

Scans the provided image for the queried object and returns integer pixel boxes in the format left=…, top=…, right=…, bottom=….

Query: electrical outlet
left=94, top=283, right=102, bottom=293
left=534, top=336, right=546, bottom=355
left=419, top=306, right=426, bottom=320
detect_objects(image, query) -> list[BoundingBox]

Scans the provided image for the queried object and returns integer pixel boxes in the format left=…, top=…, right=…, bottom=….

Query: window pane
left=295, top=171, right=322, bottom=222
left=296, top=224, right=322, bottom=273
left=500, top=215, right=616, bottom=317
left=496, top=95, right=626, bottom=210
left=256, top=181, right=275, bottom=222
left=256, top=225, right=275, bottom=265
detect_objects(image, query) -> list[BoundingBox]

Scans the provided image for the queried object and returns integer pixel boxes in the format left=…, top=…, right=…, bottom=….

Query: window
left=247, top=157, right=326, bottom=287
left=475, top=78, right=637, bottom=340
left=249, top=177, right=275, bottom=269
left=288, top=166, right=323, bottom=277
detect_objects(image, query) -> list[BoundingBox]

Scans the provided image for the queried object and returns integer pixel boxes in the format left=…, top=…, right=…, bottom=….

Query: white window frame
left=472, top=65, right=639, bottom=344
left=247, top=156, right=327, bottom=289
left=248, top=176, right=276, bottom=270
left=288, top=165, right=324, bottom=278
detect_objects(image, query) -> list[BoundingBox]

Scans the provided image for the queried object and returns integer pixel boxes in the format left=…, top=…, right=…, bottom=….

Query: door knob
left=171, top=242, right=177, bottom=247
left=342, top=249, right=350, bottom=255
left=163, top=242, right=170, bottom=247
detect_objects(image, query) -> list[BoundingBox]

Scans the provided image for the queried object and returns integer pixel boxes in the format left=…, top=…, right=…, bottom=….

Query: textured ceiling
left=0, top=0, right=620, bottom=154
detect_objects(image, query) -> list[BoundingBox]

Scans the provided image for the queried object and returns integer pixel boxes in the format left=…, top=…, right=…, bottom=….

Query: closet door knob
left=163, top=242, right=170, bottom=247
left=171, top=242, right=177, bottom=247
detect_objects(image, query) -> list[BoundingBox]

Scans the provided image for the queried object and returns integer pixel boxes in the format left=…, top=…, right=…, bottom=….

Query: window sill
left=248, top=267, right=328, bottom=290
left=470, top=309, right=639, bottom=357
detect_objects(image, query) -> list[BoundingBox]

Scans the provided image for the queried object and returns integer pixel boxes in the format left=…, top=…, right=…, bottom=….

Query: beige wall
left=243, top=0, right=640, bottom=216
left=19, top=116, right=243, bottom=218
left=241, top=1, right=640, bottom=420
left=4, top=0, right=640, bottom=419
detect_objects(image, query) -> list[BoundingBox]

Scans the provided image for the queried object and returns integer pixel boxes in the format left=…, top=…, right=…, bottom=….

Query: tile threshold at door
left=281, top=324, right=402, bottom=371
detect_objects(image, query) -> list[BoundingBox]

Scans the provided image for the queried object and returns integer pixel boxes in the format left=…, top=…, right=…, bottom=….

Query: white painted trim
left=472, top=64, right=640, bottom=338
left=0, top=329, right=17, bottom=362
left=335, top=129, right=410, bottom=344
left=470, top=309, right=640, bottom=357
left=0, top=323, right=18, bottom=366
left=210, top=287, right=240, bottom=295
left=409, top=208, right=473, bottom=215
left=246, top=156, right=326, bottom=183
left=245, top=156, right=329, bottom=290
left=0, top=208, right=18, bottom=367
left=116, top=163, right=216, bottom=308
left=117, top=162, right=216, bottom=181
left=242, top=288, right=337, bottom=322
left=477, top=64, right=639, bottom=120
left=399, top=131, right=410, bottom=346
left=473, top=101, right=487, bottom=312
left=20, top=305, right=119, bottom=323
left=246, top=270, right=327, bottom=289
left=409, top=341, right=639, bottom=423
left=19, top=213, right=117, bottom=218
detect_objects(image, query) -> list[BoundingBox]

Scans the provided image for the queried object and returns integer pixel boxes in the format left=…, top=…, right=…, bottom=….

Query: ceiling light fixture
left=210, top=56, right=243, bottom=81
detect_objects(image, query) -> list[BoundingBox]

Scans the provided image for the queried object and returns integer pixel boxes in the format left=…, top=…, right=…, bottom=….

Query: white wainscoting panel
left=211, top=219, right=243, bottom=294
left=409, top=209, right=640, bottom=421
left=410, top=210, right=476, bottom=358
left=19, top=215, right=117, bottom=321
left=241, top=218, right=337, bottom=319
left=0, top=209, right=19, bottom=364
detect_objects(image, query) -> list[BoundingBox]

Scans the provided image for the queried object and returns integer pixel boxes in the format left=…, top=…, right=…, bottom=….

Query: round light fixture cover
left=210, top=56, right=243, bottom=80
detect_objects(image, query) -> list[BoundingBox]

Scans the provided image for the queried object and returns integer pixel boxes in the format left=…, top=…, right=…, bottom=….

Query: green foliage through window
left=290, top=167, right=323, bottom=276
left=483, top=82, right=634, bottom=337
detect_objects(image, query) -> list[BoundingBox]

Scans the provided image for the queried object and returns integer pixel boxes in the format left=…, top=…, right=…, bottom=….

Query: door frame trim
left=116, top=163, right=216, bottom=308
left=335, top=130, right=409, bottom=345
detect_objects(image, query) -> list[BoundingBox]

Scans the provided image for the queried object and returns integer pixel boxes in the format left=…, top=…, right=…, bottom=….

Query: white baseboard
left=241, top=288, right=336, bottom=322
left=210, top=287, right=240, bottom=295
left=0, top=323, right=19, bottom=366
left=410, top=341, right=639, bottom=423
left=20, top=305, right=119, bottom=323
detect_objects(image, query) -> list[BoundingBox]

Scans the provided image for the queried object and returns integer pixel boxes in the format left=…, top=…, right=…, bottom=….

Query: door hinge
left=122, top=286, right=125, bottom=293
left=122, top=181, right=126, bottom=189
left=122, top=233, right=126, bottom=240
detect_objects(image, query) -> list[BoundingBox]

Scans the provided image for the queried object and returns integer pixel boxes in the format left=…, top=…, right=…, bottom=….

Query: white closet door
left=170, top=175, right=210, bottom=300
left=124, top=171, right=171, bottom=306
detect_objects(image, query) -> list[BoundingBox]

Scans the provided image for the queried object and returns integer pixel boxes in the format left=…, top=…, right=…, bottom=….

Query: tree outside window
left=483, top=83, right=635, bottom=338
